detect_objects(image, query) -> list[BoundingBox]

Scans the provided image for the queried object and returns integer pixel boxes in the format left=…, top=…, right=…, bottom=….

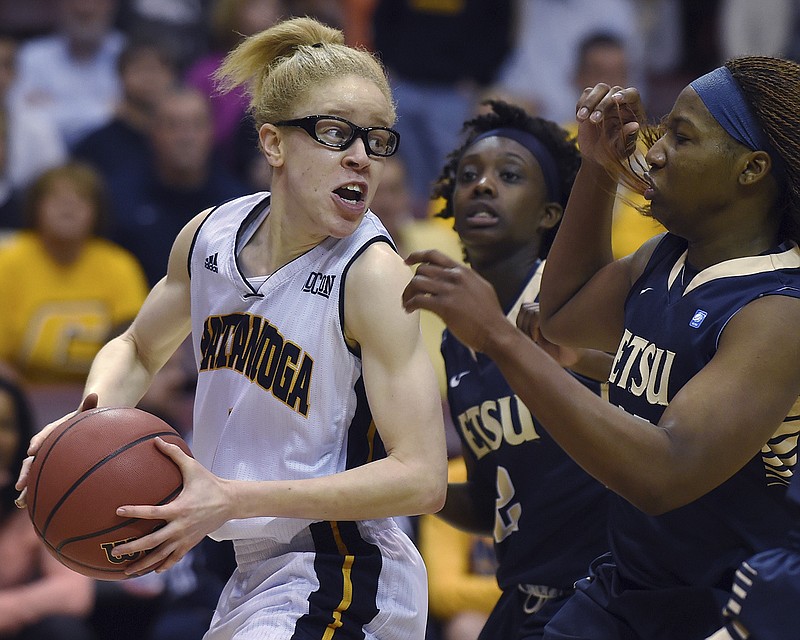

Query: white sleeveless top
left=188, top=192, right=394, bottom=541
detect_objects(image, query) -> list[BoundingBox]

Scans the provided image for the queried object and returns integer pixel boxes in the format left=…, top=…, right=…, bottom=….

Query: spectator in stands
left=368, top=155, right=415, bottom=255
left=185, top=0, right=286, bottom=171
left=372, top=0, right=515, bottom=218
left=0, top=103, right=16, bottom=228
left=0, top=33, right=66, bottom=228
left=0, top=162, right=148, bottom=384
left=573, top=32, right=629, bottom=97
left=718, top=0, right=796, bottom=60
left=115, top=0, right=212, bottom=72
left=109, top=87, right=249, bottom=286
left=73, top=39, right=177, bottom=196
left=10, top=0, right=124, bottom=149
left=568, top=32, right=666, bottom=258
left=493, top=0, right=644, bottom=125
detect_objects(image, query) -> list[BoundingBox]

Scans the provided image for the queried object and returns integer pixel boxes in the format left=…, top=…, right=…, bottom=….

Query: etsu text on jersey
left=457, top=393, right=540, bottom=460
left=609, top=328, right=675, bottom=406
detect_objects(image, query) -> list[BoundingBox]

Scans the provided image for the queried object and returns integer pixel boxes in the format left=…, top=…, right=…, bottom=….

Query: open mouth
left=464, top=210, right=499, bottom=227
left=333, top=184, right=364, bottom=203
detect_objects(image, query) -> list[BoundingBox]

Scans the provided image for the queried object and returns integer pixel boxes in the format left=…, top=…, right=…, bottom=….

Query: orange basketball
left=26, top=406, right=192, bottom=580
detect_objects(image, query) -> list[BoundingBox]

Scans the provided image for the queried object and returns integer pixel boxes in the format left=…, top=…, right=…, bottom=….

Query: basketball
left=26, top=406, right=192, bottom=581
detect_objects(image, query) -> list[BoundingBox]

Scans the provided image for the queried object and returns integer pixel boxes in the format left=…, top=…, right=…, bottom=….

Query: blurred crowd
left=0, top=0, right=798, bottom=638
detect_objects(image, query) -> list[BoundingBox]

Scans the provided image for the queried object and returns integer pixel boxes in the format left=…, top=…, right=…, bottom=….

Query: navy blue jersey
left=443, top=262, right=610, bottom=590
left=714, top=458, right=800, bottom=640
left=607, top=233, right=800, bottom=591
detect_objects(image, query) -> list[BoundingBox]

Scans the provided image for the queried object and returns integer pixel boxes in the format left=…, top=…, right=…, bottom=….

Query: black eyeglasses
left=274, top=115, right=400, bottom=157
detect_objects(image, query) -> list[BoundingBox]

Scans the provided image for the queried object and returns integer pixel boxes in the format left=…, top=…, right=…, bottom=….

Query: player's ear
left=259, top=124, right=285, bottom=168
left=739, top=150, right=771, bottom=186
left=539, top=202, right=563, bottom=231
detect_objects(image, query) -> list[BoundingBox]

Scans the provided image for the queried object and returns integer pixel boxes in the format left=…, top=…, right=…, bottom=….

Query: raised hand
left=574, top=84, right=645, bottom=169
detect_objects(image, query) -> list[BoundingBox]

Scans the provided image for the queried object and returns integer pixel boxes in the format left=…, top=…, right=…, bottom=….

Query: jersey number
left=494, top=466, right=521, bottom=542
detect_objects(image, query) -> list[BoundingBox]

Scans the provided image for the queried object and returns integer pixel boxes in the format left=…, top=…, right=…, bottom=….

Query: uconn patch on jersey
left=302, top=271, right=336, bottom=298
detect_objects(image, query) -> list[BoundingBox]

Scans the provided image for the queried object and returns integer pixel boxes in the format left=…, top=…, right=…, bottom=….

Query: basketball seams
left=26, top=407, right=192, bottom=581
left=29, top=408, right=117, bottom=534
left=56, top=480, right=183, bottom=577
left=38, top=480, right=183, bottom=579
left=39, top=430, right=181, bottom=539
left=57, top=483, right=183, bottom=554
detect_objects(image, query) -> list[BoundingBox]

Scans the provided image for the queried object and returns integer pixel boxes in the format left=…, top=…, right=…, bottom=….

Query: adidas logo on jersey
left=302, top=272, right=336, bottom=298
left=205, top=253, right=219, bottom=273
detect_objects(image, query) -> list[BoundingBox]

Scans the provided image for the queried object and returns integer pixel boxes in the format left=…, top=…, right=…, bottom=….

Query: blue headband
left=690, top=66, right=766, bottom=151
left=469, top=128, right=562, bottom=204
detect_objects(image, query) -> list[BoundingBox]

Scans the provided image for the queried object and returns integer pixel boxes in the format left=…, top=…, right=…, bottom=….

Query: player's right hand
left=575, top=84, right=644, bottom=167
left=14, top=393, right=99, bottom=508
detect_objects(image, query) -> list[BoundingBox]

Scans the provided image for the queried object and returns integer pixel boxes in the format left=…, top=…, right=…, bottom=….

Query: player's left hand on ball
left=111, top=437, right=233, bottom=575
left=14, top=393, right=100, bottom=508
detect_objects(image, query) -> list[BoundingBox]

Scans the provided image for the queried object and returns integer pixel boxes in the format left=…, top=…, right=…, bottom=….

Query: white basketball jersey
left=188, top=192, right=394, bottom=542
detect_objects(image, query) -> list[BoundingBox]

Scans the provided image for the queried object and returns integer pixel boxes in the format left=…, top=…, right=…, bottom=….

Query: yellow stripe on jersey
left=323, top=521, right=355, bottom=639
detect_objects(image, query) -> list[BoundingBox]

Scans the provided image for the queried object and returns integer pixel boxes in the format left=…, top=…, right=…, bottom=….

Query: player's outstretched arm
left=403, top=250, right=800, bottom=516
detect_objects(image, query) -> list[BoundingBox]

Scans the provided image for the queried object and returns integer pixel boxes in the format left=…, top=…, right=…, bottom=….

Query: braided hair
left=725, top=56, right=800, bottom=243
left=432, top=100, right=581, bottom=259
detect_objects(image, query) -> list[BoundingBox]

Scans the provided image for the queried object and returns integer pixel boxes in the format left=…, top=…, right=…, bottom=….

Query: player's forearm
left=83, top=333, right=157, bottom=407
left=568, top=348, right=614, bottom=382
left=481, top=321, right=680, bottom=514
left=228, top=453, right=447, bottom=522
left=539, top=162, right=617, bottom=319
left=438, top=482, right=493, bottom=535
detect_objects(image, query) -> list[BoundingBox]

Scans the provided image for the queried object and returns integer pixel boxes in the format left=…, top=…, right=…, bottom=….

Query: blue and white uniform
left=545, top=233, right=800, bottom=640
left=709, top=469, right=800, bottom=640
left=443, top=260, right=611, bottom=639
left=188, top=192, right=428, bottom=640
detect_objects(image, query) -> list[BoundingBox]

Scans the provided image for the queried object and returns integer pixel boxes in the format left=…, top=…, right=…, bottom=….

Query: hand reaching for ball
left=14, top=393, right=99, bottom=509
